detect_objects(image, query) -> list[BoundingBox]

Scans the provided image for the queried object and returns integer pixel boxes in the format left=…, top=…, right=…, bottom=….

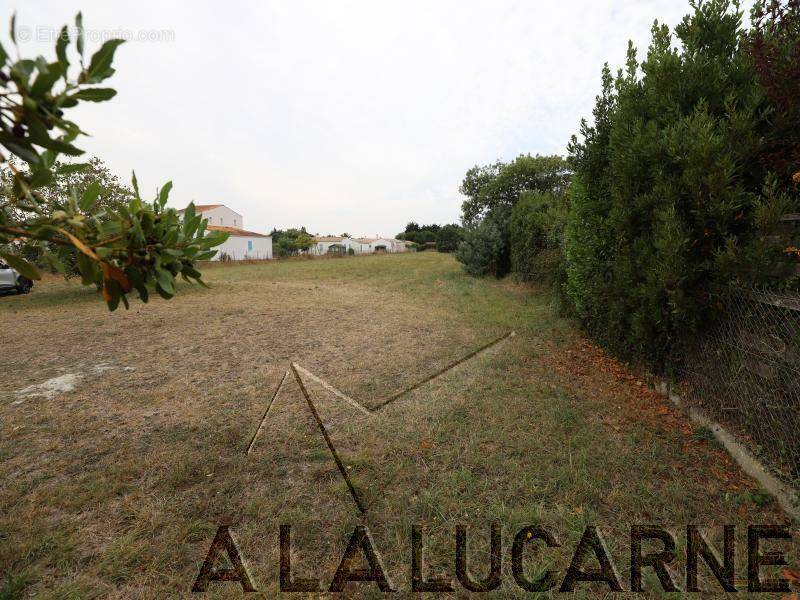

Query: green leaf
left=104, top=278, right=121, bottom=311
left=56, top=26, right=69, bottom=66
left=131, top=170, right=140, bottom=199
left=40, top=250, right=66, bottom=275
left=155, top=268, right=176, bottom=296
left=34, top=56, right=50, bottom=75
left=182, top=204, right=196, bottom=233
left=29, top=166, right=54, bottom=188
left=10, top=13, right=16, bottom=45
left=24, top=114, right=54, bottom=147
left=1, top=138, right=40, bottom=164
left=75, top=252, right=95, bottom=285
left=182, top=266, right=203, bottom=279
left=0, top=253, right=42, bottom=280
left=11, top=58, right=35, bottom=80
left=86, top=39, right=124, bottom=82
left=158, top=181, right=173, bottom=207
left=203, top=230, right=230, bottom=247
left=75, top=13, right=84, bottom=60
left=30, top=61, right=65, bottom=96
left=69, top=87, right=117, bottom=102
left=80, top=181, right=102, bottom=211
left=56, top=162, right=91, bottom=175
left=40, top=150, right=56, bottom=168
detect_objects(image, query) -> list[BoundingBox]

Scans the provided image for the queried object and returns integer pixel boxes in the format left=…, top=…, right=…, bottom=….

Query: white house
left=309, top=235, right=413, bottom=255
left=178, top=204, right=272, bottom=260
left=309, top=236, right=359, bottom=256
left=354, top=237, right=412, bottom=253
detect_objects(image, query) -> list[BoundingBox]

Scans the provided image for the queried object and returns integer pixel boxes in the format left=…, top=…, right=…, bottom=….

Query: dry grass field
left=0, top=252, right=795, bottom=598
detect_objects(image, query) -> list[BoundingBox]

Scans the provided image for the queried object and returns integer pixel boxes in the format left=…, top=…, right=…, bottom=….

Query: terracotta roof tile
left=178, top=204, right=222, bottom=212
left=207, top=225, right=270, bottom=238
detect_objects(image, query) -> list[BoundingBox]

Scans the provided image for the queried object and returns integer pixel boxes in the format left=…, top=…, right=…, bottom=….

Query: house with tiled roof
left=310, top=235, right=413, bottom=255
left=178, top=204, right=272, bottom=260
left=309, top=236, right=358, bottom=256
left=354, top=237, right=412, bottom=253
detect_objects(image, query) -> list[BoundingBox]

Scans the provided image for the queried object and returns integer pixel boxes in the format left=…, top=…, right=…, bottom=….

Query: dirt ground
left=0, top=253, right=796, bottom=598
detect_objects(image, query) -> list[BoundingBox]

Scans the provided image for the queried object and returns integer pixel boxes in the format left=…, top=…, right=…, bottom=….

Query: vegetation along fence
left=680, top=286, right=800, bottom=485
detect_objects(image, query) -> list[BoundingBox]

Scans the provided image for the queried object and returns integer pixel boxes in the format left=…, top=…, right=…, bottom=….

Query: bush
left=509, top=190, right=567, bottom=282
left=460, top=155, right=571, bottom=227
left=455, top=213, right=509, bottom=277
left=271, top=228, right=313, bottom=257
left=436, top=224, right=463, bottom=253
left=563, top=0, right=798, bottom=369
left=748, top=0, right=800, bottom=183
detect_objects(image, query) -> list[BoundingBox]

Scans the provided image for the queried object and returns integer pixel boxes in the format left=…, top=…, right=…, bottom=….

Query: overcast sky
left=9, top=1, right=753, bottom=237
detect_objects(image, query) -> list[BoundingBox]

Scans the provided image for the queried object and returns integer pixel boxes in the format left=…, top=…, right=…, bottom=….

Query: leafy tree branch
left=0, top=12, right=227, bottom=310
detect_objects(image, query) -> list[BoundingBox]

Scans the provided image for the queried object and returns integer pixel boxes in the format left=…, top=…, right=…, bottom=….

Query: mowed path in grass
left=0, top=253, right=792, bottom=597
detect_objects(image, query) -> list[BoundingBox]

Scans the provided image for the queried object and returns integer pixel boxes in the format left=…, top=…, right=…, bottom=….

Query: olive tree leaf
left=55, top=25, right=69, bottom=66
left=155, top=268, right=176, bottom=297
left=0, top=252, right=42, bottom=280
left=86, top=39, right=124, bottom=82
left=131, top=170, right=140, bottom=199
left=56, top=162, right=91, bottom=174
left=158, top=181, right=173, bottom=207
left=57, top=227, right=99, bottom=260
left=80, top=181, right=102, bottom=211
left=75, top=12, right=84, bottom=61
left=69, top=87, right=117, bottom=102
left=30, top=61, right=65, bottom=96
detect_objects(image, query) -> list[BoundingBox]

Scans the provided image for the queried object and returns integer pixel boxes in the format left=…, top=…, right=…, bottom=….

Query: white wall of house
left=201, top=206, right=244, bottom=229
left=306, top=235, right=415, bottom=256
left=215, top=235, right=273, bottom=260
left=355, top=238, right=396, bottom=253
left=389, top=239, right=410, bottom=252
left=310, top=237, right=360, bottom=255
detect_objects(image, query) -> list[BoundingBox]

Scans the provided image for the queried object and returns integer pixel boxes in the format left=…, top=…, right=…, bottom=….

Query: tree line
left=455, top=0, right=799, bottom=372
left=396, top=222, right=463, bottom=252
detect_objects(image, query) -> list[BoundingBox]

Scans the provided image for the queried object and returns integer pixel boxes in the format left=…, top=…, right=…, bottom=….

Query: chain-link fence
left=679, top=286, right=800, bottom=485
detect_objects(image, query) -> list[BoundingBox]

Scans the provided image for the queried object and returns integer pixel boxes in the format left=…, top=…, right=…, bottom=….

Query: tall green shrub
left=460, top=155, right=570, bottom=227
left=454, top=212, right=509, bottom=277
left=563, top=0, right=797, bottom=368
left=509, top=190, right=568, bottom=282
left=457, top=154, right=570, bottom=278
left=435, top=224, right=463, bottom=253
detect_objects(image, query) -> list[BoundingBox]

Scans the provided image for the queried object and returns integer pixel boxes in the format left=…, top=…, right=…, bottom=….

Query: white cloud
left=8, top=0, right=754, bottom=236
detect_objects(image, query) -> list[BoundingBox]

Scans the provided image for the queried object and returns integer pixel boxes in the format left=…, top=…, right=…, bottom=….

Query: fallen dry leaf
left=782, top=568, right=800, bottom=584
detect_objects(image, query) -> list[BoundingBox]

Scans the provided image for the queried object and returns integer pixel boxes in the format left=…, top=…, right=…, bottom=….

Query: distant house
left=354, top=237, right=412, bottom=253
left=310, top=235, right=412, bottom=255
left=178, top=204, right=272, bottom=260
left=309, top=236, right=359, bottom=256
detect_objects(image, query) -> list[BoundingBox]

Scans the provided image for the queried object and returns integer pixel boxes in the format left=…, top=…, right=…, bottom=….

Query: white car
left=0, top=261, right=34, bottom=294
